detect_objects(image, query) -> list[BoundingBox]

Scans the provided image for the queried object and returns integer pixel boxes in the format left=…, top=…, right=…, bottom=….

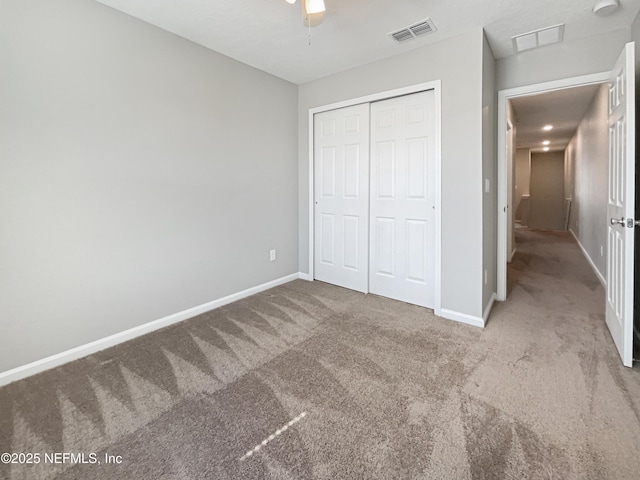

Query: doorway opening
left=505, top=83, right=607, bottom=296
left=497, top=43, right=636, bottom=367
left=497, top=72, right=610, bottom=300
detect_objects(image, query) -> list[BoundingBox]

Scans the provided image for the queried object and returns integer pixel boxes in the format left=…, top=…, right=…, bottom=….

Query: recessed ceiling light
left=543, top=147, right=550, bottom=152
left=543, top=125, right=553, bottom=131
left=543, top=140, right=550, bottom=145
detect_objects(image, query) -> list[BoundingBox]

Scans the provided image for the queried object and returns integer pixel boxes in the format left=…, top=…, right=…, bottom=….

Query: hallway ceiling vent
left=512, top=24, right=565, bottom=54
left=389, top=18, right=437, bottom=43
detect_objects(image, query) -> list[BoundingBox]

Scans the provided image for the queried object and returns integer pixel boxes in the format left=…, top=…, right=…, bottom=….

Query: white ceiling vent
left=512, top=24, right=565, bottom=53
left=389, top=18, right=437, bottom=43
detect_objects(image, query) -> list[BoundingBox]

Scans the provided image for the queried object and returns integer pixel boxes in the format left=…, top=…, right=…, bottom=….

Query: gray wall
left=482, top=34, right=497, bottom=311
left=298, top=29, right=486, bottom=318
left=0, top=0, right=299, bottom=372
left=529, top=152, right=566, bottom=231
left=566, top=84, right=609, bottom=278
left=515, top=148, right=531, bottom=222
left=496, top=29, right=629, bottom=91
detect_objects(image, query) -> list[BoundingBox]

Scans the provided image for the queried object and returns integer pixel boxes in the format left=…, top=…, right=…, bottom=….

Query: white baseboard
left=0, top=273, right=303, bottom=388
left=298, top=272, right=313, bottom=281
left=483, top=293, right=497, bottom=323
left=509, top=248, right=516, bottom=262
left=569, top=229, right=606, bottom=287
left=439, top=308, right=485, bottom=328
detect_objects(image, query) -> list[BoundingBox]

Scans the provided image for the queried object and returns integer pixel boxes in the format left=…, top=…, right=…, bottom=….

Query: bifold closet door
left=314, top=103, right=370, bottom=293
left=369, top=91, right=436, bottom=308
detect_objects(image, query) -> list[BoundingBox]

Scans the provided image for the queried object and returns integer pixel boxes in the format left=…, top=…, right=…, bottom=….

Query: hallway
left=482, top=228, right=640, bottom=478
left=506, top=229, right=603, bottom=298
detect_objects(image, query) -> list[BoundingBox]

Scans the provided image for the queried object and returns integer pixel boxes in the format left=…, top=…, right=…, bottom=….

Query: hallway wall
left=482, top=34, right=498, bottom=315
left=565, top=84, right=609, bottom=282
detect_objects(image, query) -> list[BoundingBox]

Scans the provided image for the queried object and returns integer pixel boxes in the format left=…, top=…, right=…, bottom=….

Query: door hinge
left=627, top=218, right=640, bottom=228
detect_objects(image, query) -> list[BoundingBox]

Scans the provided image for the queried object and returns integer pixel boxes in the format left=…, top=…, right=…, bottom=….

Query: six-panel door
left=369, top=91, right=436, bottom=308
left=314, top=103, right=370, bottom=293
left=605, top=42, right=635, bottom=367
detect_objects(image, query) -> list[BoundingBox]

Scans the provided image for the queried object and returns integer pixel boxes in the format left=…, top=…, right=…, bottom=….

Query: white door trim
left=308, top=80, right=442, bottom=314
left=496, top=72, right=609, bottom=301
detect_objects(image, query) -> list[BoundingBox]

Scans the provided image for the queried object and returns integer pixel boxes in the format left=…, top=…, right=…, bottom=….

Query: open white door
left=606, top=42, right=635, bottom=367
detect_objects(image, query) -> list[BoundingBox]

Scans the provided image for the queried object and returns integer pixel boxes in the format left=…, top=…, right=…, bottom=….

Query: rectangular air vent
left=512, top=24, right=565, bottom=53
left=389, top=18, right=437, bottom=43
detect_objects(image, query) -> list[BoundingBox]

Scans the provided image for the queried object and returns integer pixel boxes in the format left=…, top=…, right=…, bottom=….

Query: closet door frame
left=308, top=80, right=443, bottom=315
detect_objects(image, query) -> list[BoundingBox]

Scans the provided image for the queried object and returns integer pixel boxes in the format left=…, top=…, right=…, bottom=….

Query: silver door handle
left=610, top=217, right=625, bottom=226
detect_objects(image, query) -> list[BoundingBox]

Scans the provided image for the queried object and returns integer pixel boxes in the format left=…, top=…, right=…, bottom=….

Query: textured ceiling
left=93, top=0, right=640, bottom=84
left=510, top=84, right=602, bottom=152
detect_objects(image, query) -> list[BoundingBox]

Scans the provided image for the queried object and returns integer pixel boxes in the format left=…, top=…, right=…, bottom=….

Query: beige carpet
left=1, top=229, right=639, bottom=479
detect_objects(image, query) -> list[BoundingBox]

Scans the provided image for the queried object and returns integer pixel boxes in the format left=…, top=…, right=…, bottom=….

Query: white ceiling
left=93, top=0, right=640, bottom=84
left=510, top=84, right=602, bottom=152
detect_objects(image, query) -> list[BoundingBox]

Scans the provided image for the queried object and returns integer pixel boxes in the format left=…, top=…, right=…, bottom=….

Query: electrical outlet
left=270, top=249, right=276, bottom=262
left=600, top=245, right=604, bottom=257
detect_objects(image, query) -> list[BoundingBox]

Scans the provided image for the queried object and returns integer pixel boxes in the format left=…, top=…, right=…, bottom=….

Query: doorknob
left=610, top=217, right=625, bottom=226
